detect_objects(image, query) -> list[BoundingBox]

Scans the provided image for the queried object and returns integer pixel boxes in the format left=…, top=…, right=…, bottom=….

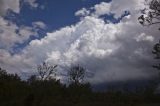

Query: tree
left=138, top=0, right=160, bottom=71
left=37, top=62, right=57, bottom=80
left=27, top=75, right=37, bottom=84
left=138, top=0, right=160, bottom=29
left=152, top=40, right=160, bottom=70
left=68, top=65, right=86, bottom=84
left=138, top=0, right=160, bottom=92
left=0, top=67, right=7, bottom=77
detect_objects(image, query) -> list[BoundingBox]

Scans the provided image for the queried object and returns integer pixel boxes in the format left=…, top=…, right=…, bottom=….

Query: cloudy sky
left=0, top=0, right=159, bottom=84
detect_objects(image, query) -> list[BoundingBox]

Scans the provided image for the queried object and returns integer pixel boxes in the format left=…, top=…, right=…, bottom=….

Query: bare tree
left=68, top=65, right=85, bottom=84
left=37, top=62, right=57, bottom=80
left=138, top=0, right=160, bottom=29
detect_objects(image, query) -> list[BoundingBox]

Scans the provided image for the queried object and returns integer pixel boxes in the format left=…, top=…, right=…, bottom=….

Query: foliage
left=138, top=0, right=160, bottom=29
left=152, top=40, right=160, bottom=70
left=1, top=67, right=160, bottom=106
left=138, top=0, right=160, bottom=80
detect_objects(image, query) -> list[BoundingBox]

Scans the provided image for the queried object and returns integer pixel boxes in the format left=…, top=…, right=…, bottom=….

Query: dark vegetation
left=1, top=63, right=160, bottom=106
left=138, top=0, right=160, bottom=73
left=152, top=40, right=160, bottom=70
left=138, top=0, right=160, bottom=29
left=1, top=0, right=160, bottom=106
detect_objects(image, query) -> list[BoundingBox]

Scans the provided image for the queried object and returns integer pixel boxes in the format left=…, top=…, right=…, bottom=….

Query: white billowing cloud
left=0, top=0, right=46, bottom=50
left=75, top=0, right=145, bottom=19
left=135, top=33, right=154, bottom=42
left=92, top=2, right=111, bottom=16
left=75, top=2, right=111, bottom=17
left=0, top=49, right=35, bottom=74
left=75, top=8, right=90, bottom=17
left=1, top=0, right=160, bottom=84
left=0, top=17, right=39, bottom=50
left=0, top=0, right=20, bottom=16
left=0, top=17, right=18, bottom=49
left=8, top=14, right=158, bottom=83
left=26, top=16, right=121, bottom=64
left=0, top=0, right=41, bottom=16
left=110, top=0, right=145, bottom=18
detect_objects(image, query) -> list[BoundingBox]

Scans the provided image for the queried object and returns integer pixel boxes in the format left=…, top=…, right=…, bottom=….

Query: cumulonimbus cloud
left=0, top=0, right=160, bottom=84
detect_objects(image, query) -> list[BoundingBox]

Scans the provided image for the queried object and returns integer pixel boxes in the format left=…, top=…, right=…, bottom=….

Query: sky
left=0, top=0, right=160, bottom=85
